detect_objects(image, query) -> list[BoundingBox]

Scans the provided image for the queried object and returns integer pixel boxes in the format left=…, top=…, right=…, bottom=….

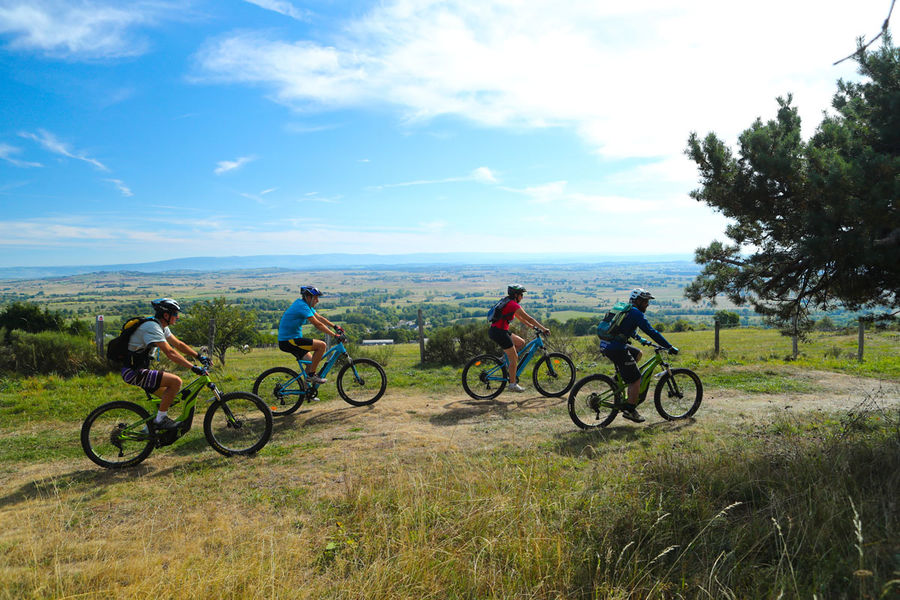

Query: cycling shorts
left=602, top=345, right=641, bottom=384
left=488, top=326, right=514, bottom=350
left=121, top=367, right=163, bottom=393
left=279, top=338, right=316, bottom=360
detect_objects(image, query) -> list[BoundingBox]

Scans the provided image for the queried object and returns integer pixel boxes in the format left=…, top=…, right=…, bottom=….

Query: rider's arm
left=636, top=313, right=672, bottom=348
left=166, top=334, right=200, bottom=360
left=308, top=314, right=339, bottom=337
left=154, top=339, right=196, bottom=369
left=514, top=308, right=549, bottom=334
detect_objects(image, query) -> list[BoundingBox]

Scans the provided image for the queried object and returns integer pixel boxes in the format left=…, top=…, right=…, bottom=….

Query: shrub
left=0, top=330, right=107, bottom=376
left=423, top=322, right=496, bottom=366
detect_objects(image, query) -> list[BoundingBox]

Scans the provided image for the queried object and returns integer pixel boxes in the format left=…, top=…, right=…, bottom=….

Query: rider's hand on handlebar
left=668, top=346, right=679, bottom=355
left=191, top=365, right=207, bottom=375
left=198, top=354, right=212, bottom=367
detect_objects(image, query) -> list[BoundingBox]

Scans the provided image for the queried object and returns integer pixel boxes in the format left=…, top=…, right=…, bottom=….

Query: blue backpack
left=596, top=301, right=631, bottom=341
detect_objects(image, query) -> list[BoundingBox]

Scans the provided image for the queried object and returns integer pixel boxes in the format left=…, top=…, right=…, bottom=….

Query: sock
left=155, top=410, right=168, bottom=423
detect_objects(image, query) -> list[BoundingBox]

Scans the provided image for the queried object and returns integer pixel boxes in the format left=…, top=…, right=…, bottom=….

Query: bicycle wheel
left=532, top=352, right=576, bottom=397
left=461, top=354, right=507, bottom=400
left=253, top=366, right=304, bottom=416
left=81, top=400, right=155, bottom=469
left=204, top=392, right=273, bottom=456
left=336, top=358, right=387, bottom=406
left=567, top=374, right=621, bottom=429
left=654, top=368, right=703, bottom=420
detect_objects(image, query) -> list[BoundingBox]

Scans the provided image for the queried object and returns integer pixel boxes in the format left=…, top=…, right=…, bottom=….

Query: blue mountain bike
left=252, top=333, right=387, bottom=415
left=461, top=328, right=576, bottom=400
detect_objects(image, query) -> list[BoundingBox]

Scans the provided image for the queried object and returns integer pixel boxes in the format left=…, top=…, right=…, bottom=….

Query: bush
left=0, top=330, right=107, bottom=376
left=423, top=322, right=497, bottom=366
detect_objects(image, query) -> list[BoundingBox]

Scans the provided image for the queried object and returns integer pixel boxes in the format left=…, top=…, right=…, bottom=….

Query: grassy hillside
left=0, top=330, right=897, bottom=598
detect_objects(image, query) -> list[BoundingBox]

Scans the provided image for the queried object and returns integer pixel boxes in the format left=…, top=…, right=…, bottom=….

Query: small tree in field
left=685, top=38, right=900, bottom=334
left=177, top=297, right=257, bottom=366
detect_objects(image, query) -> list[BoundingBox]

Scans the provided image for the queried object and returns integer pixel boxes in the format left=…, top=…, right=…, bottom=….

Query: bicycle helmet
left=507, top=284, right=526, bottom=296
left=300, top=286, right=323, bottom=298
left=151, top=298, right=181, bottom=315
left=629, top=288, right=654, bottom=303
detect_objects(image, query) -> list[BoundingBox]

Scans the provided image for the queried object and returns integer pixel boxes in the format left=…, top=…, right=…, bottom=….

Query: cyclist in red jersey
left=488, top=284, right=550, bottom=393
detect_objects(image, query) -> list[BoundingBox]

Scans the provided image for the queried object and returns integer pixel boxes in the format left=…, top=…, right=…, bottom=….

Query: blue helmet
left=300, top=286, right=323, bottom=298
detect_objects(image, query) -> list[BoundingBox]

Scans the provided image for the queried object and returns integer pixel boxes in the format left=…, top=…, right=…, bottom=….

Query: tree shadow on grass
left=553, top=418, right=697, bottom=458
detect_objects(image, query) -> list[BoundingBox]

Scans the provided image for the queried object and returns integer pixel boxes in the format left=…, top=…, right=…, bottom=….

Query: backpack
left=107, top=317, right=157, bottom=366
left=487, top=297, right=512, bottom=323
left=596, top=301, right=631, bottom=341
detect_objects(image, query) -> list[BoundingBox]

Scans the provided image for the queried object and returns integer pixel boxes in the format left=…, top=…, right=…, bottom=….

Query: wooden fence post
left=95, top=315, right=104, bottom=357
left=418, top=308, right=425, bottom=364
left=858, top=319, right=865, bottom=362
left=714, top=318, right=720, bottom=357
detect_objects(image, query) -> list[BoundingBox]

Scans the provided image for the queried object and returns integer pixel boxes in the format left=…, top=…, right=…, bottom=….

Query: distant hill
left=0, top=253, right=694, bottom=280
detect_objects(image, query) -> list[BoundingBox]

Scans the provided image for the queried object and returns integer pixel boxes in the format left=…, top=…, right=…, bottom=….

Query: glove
left=668, top=346, right=679, bottom=355
left=198, top=354, right=211, bottom=366
left=191, top=365, right=206, bottom=375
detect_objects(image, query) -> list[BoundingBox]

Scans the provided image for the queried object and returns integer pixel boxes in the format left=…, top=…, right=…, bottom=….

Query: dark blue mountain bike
left=461, top=328, right=576, bottom=400
left=252, top=333, right=387, bottom=415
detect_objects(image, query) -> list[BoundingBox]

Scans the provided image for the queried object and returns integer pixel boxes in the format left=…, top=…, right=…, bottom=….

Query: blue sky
left=0, top=0, right=893, bottom=267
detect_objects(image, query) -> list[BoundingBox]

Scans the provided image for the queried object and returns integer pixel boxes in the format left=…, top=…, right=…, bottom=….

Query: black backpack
left=487, top=297, right=512, bottom=323
left=107, top=317, right=157, bottom=366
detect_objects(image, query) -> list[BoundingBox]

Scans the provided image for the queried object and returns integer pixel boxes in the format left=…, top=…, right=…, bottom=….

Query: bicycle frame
left=486, top=330, right=548, bottom=382
left=138, top=373, right=223, bottom=443
left=273, top=340, right=353, bottom=398
left=609, top=346, right=671, bottom=406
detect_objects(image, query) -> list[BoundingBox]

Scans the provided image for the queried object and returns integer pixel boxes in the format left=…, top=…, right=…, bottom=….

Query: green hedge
left=423, top=322, right=498, bottom=366
left=0, top=329, right=108, bottom=376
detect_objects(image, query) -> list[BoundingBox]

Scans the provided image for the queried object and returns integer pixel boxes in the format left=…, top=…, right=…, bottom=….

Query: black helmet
left=300, top=286, right=323, bottom=298
left=151, top=298, right=181, bottom=315
left=507, top=284, right=526, bottom=296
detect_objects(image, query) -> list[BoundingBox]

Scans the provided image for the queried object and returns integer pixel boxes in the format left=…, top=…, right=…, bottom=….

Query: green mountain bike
left=81, top=362, right=274, bottom=469
left=568, top=343, right=702, bottom=429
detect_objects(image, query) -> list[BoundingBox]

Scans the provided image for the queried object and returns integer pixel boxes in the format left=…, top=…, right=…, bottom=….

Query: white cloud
left=243, top=0, right=308, bottom=21
left=105, top=178, right=133, bottom=197
left=373, top=166, right=499, bottom=189
left=0, top=143, right=42, bottom=168
left=0, top=0, right=178, bottom=59
left=194, top=0, right=890, bottom=159
left=214, top=155, right=255, bottom=175
left=19, top=129, right=108, bottom=171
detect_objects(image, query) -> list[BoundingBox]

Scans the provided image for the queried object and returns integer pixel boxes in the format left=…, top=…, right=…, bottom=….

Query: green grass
left=0, top=329, right=897, bottom=598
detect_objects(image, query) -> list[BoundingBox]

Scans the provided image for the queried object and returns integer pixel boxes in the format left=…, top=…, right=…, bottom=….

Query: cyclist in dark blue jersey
left=599, top=288, right=678, bottom=423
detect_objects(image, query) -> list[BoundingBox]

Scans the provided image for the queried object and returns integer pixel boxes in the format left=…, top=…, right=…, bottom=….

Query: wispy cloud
left=373, top=166, right=497, bottom=189
left=239, top=187, right=277, bottom=203
left=214, top=155, right=255, bottom=175
left=0, top=143, right=43, bottom=168
left=105, top=178, right=133, bottom=197
left=20, top=129, right=108, bottom=171
left=0, top=0, right=178, bottom=59
left=194, top=0, right=884, bottom=159
left=243, top=0, right=309, bottom=21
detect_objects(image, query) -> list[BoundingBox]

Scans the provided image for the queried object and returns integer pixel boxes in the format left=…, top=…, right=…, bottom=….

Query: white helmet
left=629, top=288, right=654, bottom=303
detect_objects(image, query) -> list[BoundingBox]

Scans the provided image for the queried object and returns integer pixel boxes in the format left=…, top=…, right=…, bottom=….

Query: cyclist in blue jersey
left=600, top=288, right=678, bottom=423
left=278, top=286, right=341, bottom=384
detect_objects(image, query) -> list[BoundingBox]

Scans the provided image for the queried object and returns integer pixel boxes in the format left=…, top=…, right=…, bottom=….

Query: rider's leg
left=155, top=371, right=183, bottom=412
left=307, top=339, right=327, bottom=374
left=504, top=346, right=519, bottom=384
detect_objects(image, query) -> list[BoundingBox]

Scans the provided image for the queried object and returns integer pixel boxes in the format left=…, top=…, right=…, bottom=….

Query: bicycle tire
left=253, top=366, right=304, bottom=416
left=532, top=352, right=576, bottom=397
left=568, top=374, right=621, bottom=429
left=203, top=392, right=273, bottom=456
left=654, top=368, right=703, bottom=420
left=336, top=358, right=387, bottom=406
left=461, top=354, right=507, bottom=400
left=81, top=400, right=155, bottom=469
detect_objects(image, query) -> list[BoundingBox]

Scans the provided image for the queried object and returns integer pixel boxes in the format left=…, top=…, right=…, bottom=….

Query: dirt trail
left=274, top=370, right=900, bottom=455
